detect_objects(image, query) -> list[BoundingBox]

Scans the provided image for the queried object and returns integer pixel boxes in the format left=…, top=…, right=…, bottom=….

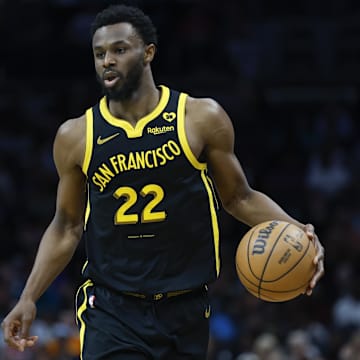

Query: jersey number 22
left=113, top=184, right=166, bottom=225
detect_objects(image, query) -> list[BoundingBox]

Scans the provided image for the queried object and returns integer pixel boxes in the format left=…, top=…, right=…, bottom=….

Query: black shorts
left=75, top=280, right=211, bottom=359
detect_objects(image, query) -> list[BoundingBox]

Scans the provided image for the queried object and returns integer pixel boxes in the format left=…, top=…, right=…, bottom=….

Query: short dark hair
left=91, top=4, right=158, bottom=46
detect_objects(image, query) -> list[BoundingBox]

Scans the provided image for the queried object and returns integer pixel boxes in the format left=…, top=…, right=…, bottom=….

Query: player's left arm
left=192, top=97, right=325, bottom=293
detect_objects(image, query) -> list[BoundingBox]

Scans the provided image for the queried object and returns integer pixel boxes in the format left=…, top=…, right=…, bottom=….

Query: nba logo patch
left=89, top=295, right=96, bottom=308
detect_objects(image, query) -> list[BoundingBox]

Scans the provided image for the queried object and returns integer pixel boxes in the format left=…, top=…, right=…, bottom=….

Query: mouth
left=103, top=71, right=121, bottom=88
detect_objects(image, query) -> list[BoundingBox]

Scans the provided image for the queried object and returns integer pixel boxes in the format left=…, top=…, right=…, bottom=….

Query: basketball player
left=1, top=4, right=325, bottom=359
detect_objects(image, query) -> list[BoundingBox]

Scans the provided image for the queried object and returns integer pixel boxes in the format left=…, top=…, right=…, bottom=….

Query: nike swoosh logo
left=97, top=133, right=120, bottom=145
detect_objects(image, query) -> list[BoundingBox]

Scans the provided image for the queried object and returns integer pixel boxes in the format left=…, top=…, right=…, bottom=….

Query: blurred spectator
left=236, top=353, right=260, bottom=360
left=286, top=329, right=324, bottom=360
left=305, top=146, right=351, bottom=197
left=333, top=269, right=360, bottom=330
left=252, top=332, right=286, bottom=360
left=339, top=330, right=360, bottom=360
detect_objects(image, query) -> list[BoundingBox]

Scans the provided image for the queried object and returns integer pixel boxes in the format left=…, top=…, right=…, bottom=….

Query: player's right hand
left=303, top=223, right=325, bottom=295
left=1, top=299, right=38, bottom=352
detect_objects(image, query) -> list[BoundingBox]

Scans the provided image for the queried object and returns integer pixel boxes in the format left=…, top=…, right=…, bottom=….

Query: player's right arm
left=186, top=96, right=324, bottom=294
left=1, top=115, right=87, bottom=352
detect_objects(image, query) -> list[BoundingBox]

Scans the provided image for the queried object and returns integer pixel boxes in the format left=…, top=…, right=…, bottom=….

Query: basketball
left=235, top=220, right=316, bottom=302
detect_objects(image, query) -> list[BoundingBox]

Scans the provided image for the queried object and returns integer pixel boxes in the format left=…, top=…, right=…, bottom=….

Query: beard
left=97, top=59, right=144, bottom=101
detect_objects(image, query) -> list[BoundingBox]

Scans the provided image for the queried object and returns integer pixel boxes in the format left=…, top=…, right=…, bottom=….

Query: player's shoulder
left=53, top=113, right=88, bottom=166
left=185, top=95, right=224, bottom=117
left=57, top=114, right=86, bottom=137
left=55, top=114, right=86, bottom=145
left=184, top=94, right=231, bottom=130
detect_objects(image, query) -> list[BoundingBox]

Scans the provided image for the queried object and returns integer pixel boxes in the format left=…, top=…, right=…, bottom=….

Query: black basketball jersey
left=82, top=85, right=220, bottom=293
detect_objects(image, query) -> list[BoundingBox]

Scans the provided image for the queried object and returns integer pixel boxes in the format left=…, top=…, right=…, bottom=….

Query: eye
left=95, top=52, right=105, bottom=59
left=116, top=48, right=126, bottom=54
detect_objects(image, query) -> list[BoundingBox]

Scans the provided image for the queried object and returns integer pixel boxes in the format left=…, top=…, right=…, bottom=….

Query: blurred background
left=1, top=0, right=360, bottom=359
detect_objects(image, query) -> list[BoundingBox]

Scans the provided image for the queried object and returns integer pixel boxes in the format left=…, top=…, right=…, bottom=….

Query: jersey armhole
left=177, top=93, right=206, bottom=170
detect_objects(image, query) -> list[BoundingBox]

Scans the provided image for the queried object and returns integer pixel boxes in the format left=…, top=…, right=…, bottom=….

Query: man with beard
left=1, top=4, right=325, bottom=360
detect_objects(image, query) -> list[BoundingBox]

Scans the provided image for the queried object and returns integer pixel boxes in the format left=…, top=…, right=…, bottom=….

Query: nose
left=103, top=51, right=116, bottom=68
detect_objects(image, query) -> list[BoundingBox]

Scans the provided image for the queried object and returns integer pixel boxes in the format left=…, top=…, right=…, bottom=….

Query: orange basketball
left=235, top=220, right=316, bottom=302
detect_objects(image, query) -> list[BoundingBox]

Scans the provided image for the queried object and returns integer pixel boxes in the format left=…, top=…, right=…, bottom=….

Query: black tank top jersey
left=82, top=85, right=220, bottom=293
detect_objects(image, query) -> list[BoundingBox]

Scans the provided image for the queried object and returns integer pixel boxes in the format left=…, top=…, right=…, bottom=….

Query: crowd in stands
left=1, top=0, right=360, bottom=359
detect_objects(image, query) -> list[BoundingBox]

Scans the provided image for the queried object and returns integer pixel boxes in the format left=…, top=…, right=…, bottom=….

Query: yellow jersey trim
left=84, top=182, right=90, bottom=230
left=82, top=109, right=93, bottom=175
left=76, top=279, right=93, bottom=360
left=81, top=260, right=88, bottom=275
left=99, top=85, right=170, bottom=138
left=201, top=170, right=221, bottom=276
left=177, top=93, right=206, bottom=170
left=83, top=110, right=93, bottom=231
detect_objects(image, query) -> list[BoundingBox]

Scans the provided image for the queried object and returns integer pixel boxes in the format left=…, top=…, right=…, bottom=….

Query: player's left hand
left=303, top=223, right=325, bottom=295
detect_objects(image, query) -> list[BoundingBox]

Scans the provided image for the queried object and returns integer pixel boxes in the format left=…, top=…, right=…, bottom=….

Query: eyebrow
left=93, top=40, right=129, bottom=49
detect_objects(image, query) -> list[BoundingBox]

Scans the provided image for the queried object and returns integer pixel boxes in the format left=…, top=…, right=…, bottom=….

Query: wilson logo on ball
left=252, top=220, right=279, bottom=255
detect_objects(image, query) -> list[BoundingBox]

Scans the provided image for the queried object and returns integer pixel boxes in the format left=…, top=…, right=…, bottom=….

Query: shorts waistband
left=121, top=287, right=204, bottom=301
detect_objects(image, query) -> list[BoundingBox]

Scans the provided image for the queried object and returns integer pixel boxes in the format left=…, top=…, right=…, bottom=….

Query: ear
left=143, top=43, right=156, bottom=65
